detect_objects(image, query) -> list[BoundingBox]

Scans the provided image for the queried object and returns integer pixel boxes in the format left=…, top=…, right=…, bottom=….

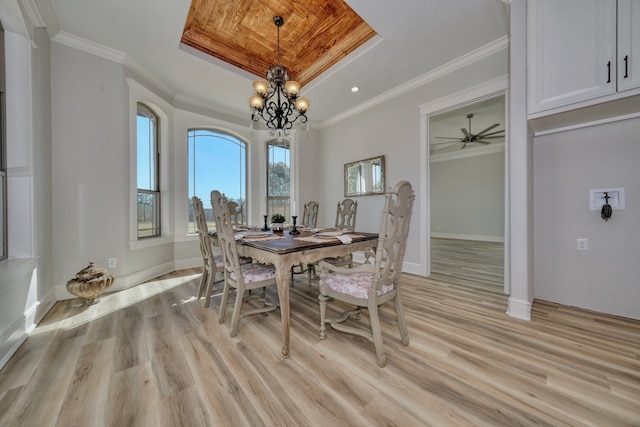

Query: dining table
left=218, top=227, right=378, bottom=358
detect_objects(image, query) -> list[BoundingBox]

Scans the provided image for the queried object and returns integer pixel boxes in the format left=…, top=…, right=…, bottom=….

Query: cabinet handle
left=623, top=55, right=628, bottom=79
left=607, top=61, right=611, bottom=83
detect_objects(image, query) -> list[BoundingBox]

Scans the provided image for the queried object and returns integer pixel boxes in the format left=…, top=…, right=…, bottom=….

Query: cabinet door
left=618, top=0, right=640, bottom=91
left=528, top=0, right=617, bottom=114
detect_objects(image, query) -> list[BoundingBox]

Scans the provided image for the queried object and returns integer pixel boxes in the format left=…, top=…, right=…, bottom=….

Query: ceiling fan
left=432, top=113, right=505, bottom=151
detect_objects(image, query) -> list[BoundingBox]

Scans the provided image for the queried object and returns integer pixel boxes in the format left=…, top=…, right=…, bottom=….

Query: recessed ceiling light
left=350, top=87, right=360, bottom=93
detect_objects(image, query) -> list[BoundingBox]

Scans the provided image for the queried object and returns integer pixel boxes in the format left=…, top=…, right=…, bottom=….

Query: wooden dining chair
left=192, top=196, right=224, bottom=308
left=301, top=201, right=319, bottom=228
left=227, top=200, right=245, bottom=226
left=211, top=190, right=279, bottom=336
left=290, top=200, right=320, bottom=283
left=335, top=198, right=358, bottom=231
left=318, top=181, right=415, bottom=367
left=304, top=198, right=359, bottom=285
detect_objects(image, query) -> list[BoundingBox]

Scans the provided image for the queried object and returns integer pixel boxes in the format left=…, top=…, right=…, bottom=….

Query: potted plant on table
left=270, top=213, right=286, bottom=231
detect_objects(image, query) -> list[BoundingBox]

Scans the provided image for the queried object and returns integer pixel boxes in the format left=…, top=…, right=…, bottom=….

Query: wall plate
left=589, top=187, right=625, bottom=210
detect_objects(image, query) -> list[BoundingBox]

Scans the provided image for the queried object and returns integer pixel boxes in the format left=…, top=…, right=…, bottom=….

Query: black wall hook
left=601, top=192, right=612, bottom=221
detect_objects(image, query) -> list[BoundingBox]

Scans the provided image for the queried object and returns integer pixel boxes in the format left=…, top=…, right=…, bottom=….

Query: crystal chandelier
left=249, top=16, right=310, bottom=136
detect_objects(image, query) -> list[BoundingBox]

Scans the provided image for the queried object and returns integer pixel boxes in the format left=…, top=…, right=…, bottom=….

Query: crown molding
left=20, top=0, right=46, bottom=28
left=53, top=31, right=126, bottom=63
left=318, top=35, right=509, bottom=129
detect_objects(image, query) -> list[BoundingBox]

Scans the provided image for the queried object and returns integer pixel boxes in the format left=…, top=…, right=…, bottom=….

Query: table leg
left=275, top=265, right=291, bottom=358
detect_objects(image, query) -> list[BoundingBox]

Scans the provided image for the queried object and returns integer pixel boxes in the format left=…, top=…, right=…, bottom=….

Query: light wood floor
left=1, top=239, right=639, bottom=426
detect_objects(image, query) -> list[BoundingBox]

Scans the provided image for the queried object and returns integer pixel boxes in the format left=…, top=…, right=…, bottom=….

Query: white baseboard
left=35, top=288, right=57, bottom=325
left=431, top=232, right=504, bottom=243
left=506, top=296, right=531, bottom=321
left=0, top=299, right=41, bottom=370
left=175, top=257, right=202, bottom=271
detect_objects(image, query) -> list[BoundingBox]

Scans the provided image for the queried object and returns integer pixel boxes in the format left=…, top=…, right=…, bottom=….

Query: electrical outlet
left=108, top=258, right=117, bottom=268
left=577, top=239, right=588, bottom=251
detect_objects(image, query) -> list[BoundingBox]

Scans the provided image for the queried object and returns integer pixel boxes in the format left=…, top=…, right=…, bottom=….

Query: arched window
left=266, top=139, right=290, bottom=219
left=187, top=129, right=247, bottom=233
left=136, top=103, right=160, bottom=238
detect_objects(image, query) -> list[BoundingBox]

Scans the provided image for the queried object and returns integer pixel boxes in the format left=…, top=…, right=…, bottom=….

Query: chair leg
left=218, top=280, right=231, bottom=324
left=369, top=302, right=387, bottom=368
left=290, top=265, right=295, bottom=286
left=319, top=293, right=328, bottom=339
left=228, top=285, right=245, bottom=337
left=395, top=291, right=409, bottom=346
left=197, top=265, right=208, bottom=299
left=307, top=264, right=315, bottom=288
left=203, top=267, right=215, bottom=308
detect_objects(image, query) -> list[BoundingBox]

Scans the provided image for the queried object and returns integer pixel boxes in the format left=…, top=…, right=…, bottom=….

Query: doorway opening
left=419, top=77, right=509, bottom=294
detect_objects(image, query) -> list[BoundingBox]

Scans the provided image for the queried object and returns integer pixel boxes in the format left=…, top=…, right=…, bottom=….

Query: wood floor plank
left=106, top=361, right=161, bottom=427
left=1, top=239, right=639, bottom=426
left=55, top=338, right=115, bottom=427
left=3, top=333, right=85, bottom=427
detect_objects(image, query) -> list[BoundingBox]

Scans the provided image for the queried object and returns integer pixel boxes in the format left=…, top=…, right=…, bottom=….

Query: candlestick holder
left=262, top=215, right=270, bottom=231
left=289, top=215, right=300, bottom=235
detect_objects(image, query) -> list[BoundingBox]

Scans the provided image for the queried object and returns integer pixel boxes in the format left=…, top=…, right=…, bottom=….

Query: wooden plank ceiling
left=181, top=0, right=377, bottom=87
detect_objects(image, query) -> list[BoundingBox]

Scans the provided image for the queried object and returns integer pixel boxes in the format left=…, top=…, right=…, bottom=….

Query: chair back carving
left=372, top=181, right=415, bottom=293
left=211, top=191, right=243, bottom=282
left=227, top=201, right=245, bottom=226
left=302, top=201, right=319, bottom=228
left=335, top=198, right=358, bottom=231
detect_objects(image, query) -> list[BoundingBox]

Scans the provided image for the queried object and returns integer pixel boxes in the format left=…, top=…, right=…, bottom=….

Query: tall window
left=187, top=129, right=246, bottom=233
left=267, top=139, right=290, bottom=219
left=0, top=23, right=6, bottom=259
left=136, top=103, right=160, bottom=238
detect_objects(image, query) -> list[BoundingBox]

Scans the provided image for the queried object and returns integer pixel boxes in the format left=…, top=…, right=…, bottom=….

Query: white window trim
left=127, top=78, right=174, bottom=250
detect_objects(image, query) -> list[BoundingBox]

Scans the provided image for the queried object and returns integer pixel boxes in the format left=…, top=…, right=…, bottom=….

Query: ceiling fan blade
left=435, top=136, right=463, bottom=140
left=476, top=135, right=504, bottom=139
left=461, top=128, right=470, bottom=138
left=475, top=123, right=500, bottom=137
left=476, top=140, right=491, bottom=144
left=479, top=130, right=505, bottom=137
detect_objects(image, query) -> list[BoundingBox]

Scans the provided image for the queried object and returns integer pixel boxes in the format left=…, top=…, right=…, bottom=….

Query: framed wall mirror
left=344, top=155, right=385, bottom=197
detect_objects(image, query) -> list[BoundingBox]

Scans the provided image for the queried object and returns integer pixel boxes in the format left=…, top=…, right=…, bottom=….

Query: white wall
left=51, top=42, right=164, bottom=295
left=533, top=116, right=640, bottom=319
left=431, top=150, right=505, bottom=241
left=318, top=48, right=509, bottom=275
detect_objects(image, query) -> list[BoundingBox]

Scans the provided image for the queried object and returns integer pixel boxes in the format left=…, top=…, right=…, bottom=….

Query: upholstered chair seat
left=229, top=263, right=276, bottom=283
left=321, top=271, right=395, bottom=299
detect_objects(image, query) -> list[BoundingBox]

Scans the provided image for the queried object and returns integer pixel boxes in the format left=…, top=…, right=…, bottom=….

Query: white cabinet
left=618, top=0, right=640, bottom=91
left=528, top=0, right=640, bottom=117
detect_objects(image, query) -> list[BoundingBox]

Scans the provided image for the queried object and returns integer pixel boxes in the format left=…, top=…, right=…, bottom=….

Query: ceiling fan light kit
left=249, top=16, right=310, bottom=137
left=432, top=112, right=505, bottom=152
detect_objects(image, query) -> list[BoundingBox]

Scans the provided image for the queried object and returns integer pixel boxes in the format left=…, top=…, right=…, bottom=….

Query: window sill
left=174, top=234, right=199, bottom=243
left=129, top=236, right=172, bottom=250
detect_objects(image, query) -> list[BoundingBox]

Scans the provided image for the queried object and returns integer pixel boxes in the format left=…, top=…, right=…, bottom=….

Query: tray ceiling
left=181, top=0, right=377, bottom=86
